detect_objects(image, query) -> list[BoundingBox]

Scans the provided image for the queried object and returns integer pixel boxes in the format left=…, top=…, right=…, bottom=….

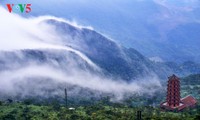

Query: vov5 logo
left=6, top=4, right=32, bottom=13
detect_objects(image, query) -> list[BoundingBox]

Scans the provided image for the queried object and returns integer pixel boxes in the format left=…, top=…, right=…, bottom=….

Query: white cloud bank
left=0, top=7, right=98, bottom=68
left=0, top=6, right=162, bottom=101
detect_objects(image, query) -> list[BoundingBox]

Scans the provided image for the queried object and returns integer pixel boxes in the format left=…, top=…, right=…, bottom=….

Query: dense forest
left=0, top=74, right=199, bottom=120
left=0, top=100, right=200, bottom=120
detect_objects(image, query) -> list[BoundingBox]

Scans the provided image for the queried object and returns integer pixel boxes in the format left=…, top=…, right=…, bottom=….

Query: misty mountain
left=5, top=0, right=199, bottom=63
left=0, top=49, right=99, bottom=73
left=181, top=73, right=200, bottom=85
left=42, top=19, right=200, bottom=80
left=1, top=3, right=200, bottom=100
left=0, top=7, right=163, bottom=100
left=165, top=61, right=200, bottom=75
left=0, top=49, right=107, bottom=99
left=0, top=48, right=161, bottom=100
left=165, top=23, right=200, bottom=62
left=1, top=0, right=200, bottom=65
left=0, top=18, right=158, bottom=81
left=45, top=19, right=167, bottom=81
left=0, top=14, right=199, bottom=83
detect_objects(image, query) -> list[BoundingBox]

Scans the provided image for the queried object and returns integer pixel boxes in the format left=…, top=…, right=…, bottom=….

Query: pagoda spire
left=166, top=74, right=180, bottom=107
left=160, top=74, right=197, bottom=111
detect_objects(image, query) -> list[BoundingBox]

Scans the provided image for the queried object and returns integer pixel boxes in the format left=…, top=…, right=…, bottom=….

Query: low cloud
left=0, top=64, right=161, bottom=101
left=0, top=6, right=162, bottom=101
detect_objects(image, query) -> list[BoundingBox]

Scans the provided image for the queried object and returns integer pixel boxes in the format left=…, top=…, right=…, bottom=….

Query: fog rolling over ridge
left=0, top=7, right=162, bottom=101
left=3, top=0, right=199, bottom=63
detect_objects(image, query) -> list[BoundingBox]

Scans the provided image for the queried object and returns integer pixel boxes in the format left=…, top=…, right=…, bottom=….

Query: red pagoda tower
left=161, top=74, right=197, bottom=111
left=166, top=74, right=180, bottom=107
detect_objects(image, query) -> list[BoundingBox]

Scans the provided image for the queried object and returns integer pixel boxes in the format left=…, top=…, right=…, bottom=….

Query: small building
left=160, top=74, right=197, bottom=111
left=178, top=95, right=197, bottom=110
